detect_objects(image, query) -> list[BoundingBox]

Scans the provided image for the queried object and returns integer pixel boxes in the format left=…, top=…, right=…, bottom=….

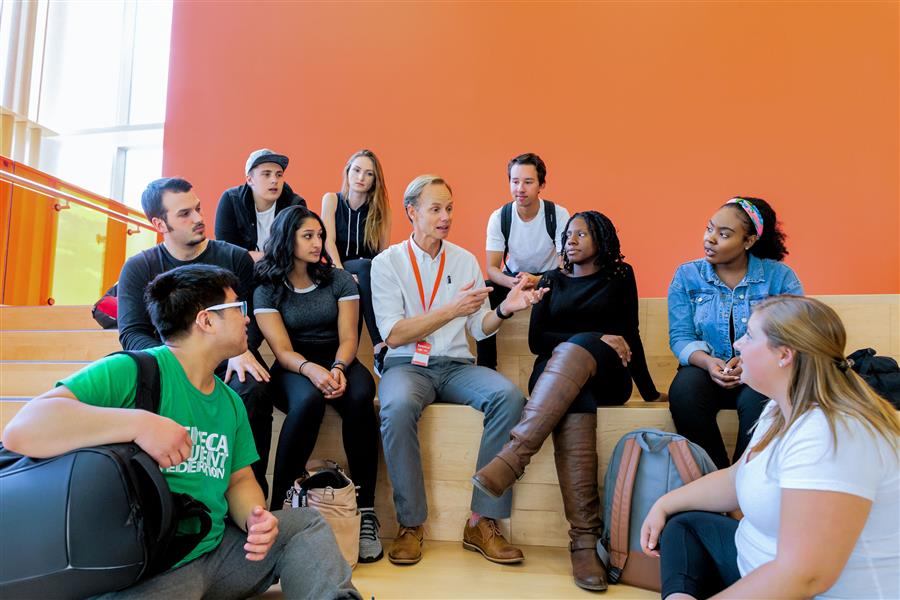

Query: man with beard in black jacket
left=216, top=148, right=306, bottom=262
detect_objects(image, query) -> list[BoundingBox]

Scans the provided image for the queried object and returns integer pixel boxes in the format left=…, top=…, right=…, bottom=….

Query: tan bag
left=282, top=459, right=360, bottom=568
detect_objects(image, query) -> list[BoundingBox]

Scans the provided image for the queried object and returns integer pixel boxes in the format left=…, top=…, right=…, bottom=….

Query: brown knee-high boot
left=472, top=342, right=597, bottom=498
left=554, top=412, right=608, bottom=592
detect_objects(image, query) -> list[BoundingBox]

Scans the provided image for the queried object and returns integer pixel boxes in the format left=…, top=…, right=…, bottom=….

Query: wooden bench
left=2, top=295, right=897, bottom=547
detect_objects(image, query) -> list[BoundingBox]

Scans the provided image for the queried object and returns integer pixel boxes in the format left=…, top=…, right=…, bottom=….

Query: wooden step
left=0, top=305, right=100, bottom=331
left=0, top=361, right=89, bottom=396
left=0, top=330, right=121, bottom=361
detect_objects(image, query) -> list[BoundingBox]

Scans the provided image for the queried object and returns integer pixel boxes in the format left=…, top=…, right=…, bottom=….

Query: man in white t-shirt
left=215, top=148, right=307, bottom=262
left=476, top=153, right=570, bottom=370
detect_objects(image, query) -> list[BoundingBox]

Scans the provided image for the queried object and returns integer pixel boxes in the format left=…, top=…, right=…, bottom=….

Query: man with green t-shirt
left=3, top=265, right=360, bottom=599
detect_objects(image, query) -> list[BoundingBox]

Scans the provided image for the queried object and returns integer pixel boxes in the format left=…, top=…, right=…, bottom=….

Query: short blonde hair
left=403, top=174, right=452, bottom=210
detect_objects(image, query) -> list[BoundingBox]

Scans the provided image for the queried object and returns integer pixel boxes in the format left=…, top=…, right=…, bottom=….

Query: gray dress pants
left=377, top=356, right=526, bottom=526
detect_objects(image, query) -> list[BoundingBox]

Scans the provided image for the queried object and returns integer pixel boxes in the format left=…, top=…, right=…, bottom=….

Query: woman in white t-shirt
left=640, top=295, right=899, bottom=599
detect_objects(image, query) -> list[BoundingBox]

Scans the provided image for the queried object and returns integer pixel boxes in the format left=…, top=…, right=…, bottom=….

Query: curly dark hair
left=560, top=210, right=627, bottom=278
left=722, top=197, right=789, bottom=261
left=255, top=206, right=334, bottom=305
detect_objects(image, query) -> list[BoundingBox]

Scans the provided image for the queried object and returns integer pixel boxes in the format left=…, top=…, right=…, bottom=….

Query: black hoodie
left=214, top=181, right=306, bottom=251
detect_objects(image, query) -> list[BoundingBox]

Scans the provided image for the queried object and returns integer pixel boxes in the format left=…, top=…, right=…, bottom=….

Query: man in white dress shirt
left=371, top=174, right=546, bottom=566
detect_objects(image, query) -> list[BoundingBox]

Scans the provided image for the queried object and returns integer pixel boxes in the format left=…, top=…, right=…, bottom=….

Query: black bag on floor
left=91, top=283, right=118, bottom=329
left=0, top=351, right=212, bottom=599
left=848, top=348, right=900, bottom=409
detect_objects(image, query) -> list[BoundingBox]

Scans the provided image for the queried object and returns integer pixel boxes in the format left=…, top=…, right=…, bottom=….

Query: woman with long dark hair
left=667, top=197, right=803, bottom=468
left=642, top=296, right=899, bottom=599
left=473, top=211, right=665, bottom=591
left=254, top=205, right=382, bottom=563
left=321, top=149, right=392, bottom=373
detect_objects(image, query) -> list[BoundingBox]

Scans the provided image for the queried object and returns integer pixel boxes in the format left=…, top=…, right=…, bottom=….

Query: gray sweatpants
left=95, top=509, right=361, bottom=600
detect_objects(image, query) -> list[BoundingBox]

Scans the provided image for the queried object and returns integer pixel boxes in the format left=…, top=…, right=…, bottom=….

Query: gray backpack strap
left=608, top=437, right=642, bottom=579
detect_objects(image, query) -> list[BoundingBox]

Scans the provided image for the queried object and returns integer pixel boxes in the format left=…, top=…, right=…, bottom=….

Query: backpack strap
left=110, top=351, right=162, bottom=414
left=608, top=437, right=642, bottom=581
left=543, top=199, right=557, bottom=245
left=668, top=439, right=703, bottom=485
left=500, top=202, right=513, bottom=274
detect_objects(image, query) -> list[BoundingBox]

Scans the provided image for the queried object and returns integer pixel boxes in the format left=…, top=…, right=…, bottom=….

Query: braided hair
left=723, top=196, right=789, bottom=261
left=560, top=210, right=627, bottom=278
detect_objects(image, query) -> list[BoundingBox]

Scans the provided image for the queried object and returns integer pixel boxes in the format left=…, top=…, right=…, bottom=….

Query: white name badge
left=412, top=341, right=432, bottom=367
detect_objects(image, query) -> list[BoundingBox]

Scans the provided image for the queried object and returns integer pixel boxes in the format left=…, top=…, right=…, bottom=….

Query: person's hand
left=225, top=351, right=270, bottom=384
left=328, top=367, right=348, bottom=398
left=601, top=334, right=631, bottom=366
left=640, top=500, right=669, bottom=558
left=500, top=278, right=548, bottom=314
left=244, top=506, right=279, bottom=561
left=133, top=412, right=192, bottom=468
left=514, top=272, right=540, bottom=290
left=722, top=356, right=743, bottom=379
left=449, top=281, right=492, bottom=318
left=303, top=363, right=344, bottom=399
left=706, top=356, right=741, bottom=388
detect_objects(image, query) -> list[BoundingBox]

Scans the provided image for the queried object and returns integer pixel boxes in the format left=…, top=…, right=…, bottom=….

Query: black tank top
left=333, top=193, right=377, bottom=262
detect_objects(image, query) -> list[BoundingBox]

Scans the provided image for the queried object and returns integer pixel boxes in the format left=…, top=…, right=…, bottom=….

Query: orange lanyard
left=407, top=240, right=446, bottom=312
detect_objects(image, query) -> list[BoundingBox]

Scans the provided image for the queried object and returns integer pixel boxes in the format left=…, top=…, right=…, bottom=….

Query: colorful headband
left=728, top=198, right=764, bottom=237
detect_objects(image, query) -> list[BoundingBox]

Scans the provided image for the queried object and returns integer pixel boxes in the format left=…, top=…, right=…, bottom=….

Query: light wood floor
left=256, top=541, right=655, bottom=599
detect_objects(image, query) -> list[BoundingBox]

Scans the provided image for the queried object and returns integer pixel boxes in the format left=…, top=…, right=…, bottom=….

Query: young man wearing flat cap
left=216, top=148, right=307, bottom=262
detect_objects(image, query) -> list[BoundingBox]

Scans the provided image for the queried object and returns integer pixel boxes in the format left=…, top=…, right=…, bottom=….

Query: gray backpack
left=600, top=428, right=717, bottom=591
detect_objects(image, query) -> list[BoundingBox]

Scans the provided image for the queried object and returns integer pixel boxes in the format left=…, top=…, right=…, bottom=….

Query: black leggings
left=668, top=365, right=767, bottom=469
left=269, top=359, right=379, bottom=510
left=660, top=511, right=740, bottom=599
left=216, top=348, right=274, bottom=499
left=475, top=282, right=511, bottom=369
left=343, top=258, right=382, bottom=346
left=529, top=332, right=633, bottom=413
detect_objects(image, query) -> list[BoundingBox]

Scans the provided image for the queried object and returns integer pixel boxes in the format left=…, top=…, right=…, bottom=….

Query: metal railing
left=0, top=155, right=159, bottom=305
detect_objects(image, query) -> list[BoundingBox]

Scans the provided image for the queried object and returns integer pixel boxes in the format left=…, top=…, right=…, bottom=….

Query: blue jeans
left=377, top=356, right=526, bottom=526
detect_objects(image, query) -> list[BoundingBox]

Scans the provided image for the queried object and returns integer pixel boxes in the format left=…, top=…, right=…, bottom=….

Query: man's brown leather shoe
left=462, top=517, right=525, bottom=564
left=388, top=525, right=424, bottom=565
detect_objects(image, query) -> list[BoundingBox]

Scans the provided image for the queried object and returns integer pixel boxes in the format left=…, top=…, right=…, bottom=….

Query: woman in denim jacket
left=667, top=197, right=803, bottom=468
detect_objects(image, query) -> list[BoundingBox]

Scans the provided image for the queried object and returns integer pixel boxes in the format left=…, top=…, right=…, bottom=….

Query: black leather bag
left=848, top=348, right=900, bottom=409
left=0, top=351, right=211, bottom=599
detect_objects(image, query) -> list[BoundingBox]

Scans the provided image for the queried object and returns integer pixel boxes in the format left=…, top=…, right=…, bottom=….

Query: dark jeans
left=660, top=511, right=740, bottom=599
left=475, top=281, right=511, bottom=369
left=528, top=332, right=633, bottom=413
left=668, top=365, right=768, bottom=469
left=269, top=359, right=379, bottom=510
left=215, top=348, right=273, bottom=498
left=343, top=258, right=382, bottom=346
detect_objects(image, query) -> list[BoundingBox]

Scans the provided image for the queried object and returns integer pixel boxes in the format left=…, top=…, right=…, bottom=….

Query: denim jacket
left=667, top=255, right=803, bottom=365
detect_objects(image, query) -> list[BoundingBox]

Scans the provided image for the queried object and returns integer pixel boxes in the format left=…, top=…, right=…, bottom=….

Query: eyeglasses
left=204, top=300, right=247, bottom=316
left=564, top=231, right=591, bottom=239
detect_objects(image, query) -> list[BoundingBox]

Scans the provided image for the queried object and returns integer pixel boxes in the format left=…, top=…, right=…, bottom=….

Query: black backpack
left=0, top=351, right=212, bottom=599
left=91, top=283, right=118, bottom=329
left=848, top=348, right=900, bottom=409
left=499, top=199, right=557, bottom=274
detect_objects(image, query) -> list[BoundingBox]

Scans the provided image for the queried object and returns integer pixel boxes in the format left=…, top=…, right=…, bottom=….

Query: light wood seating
left=2, top=295, right=897, bottom=548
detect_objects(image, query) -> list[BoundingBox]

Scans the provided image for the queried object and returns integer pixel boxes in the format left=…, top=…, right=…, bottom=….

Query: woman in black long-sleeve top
left=473, top=211, right=665, bottom=592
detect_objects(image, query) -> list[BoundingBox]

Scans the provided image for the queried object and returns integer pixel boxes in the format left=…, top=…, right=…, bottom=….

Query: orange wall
left=163, top=1, right=898, bottom=296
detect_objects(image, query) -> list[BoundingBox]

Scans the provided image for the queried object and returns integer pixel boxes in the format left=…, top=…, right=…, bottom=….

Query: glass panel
left=50, top=202, right=107, bottom=304
left=125, top=225, right=158, bottom=262
left=129, top=0, right=173, bottom=125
